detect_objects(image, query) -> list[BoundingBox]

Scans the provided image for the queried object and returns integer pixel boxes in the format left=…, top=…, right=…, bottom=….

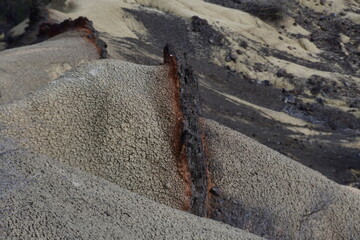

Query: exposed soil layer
left=164, top=44, right=209, bottom=217
left=123, top=7, right=360, bottom=187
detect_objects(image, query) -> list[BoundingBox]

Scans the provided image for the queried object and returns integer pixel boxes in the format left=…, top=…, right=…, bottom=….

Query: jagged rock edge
left=37, top=17, right=108, bottom=59
left=163, top=44, right=210, bottom=217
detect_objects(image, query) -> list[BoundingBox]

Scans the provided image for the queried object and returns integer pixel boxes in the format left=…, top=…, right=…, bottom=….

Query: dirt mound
left=0, top=146, right=262, bottom=240
left=205, top=119, right=360, bottom=240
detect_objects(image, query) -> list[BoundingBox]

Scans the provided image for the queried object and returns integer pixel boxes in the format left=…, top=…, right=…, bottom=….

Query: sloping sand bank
left=205, top=119, right=360, bottom=239
left=0, top=59, right=188, bottom=210
left=0, top=145, right=262, bottom=240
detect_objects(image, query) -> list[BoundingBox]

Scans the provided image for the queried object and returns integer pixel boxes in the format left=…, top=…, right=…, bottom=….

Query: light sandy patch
left=53, top=0, right=146, bottom=39
left=50, top=0, right=78, bottom=12
left=268, top=56, right=337, bottom=80
left=212, top=48, right=258, bottom=78
left=340, top=33, right=351, bottom=44
left=341, top=138, right=360, bottom=149
left=0, top=42, right=5, bottom=51
left=345, top=11, right=360, bottom=24
left=346, top=186, right=360, bottom=194
left=298, top=38, right=321, bottom=53
left=212, top=50, right=298, bottom=90
left=298, top=95, right=356, bottom=111
left=286, top=126, right=329, bottom=136
left=46, top=63, right=74, bottom=79
left=269, top=57, right=360, bottom=94
left=275, top=16, right=310, bottom=35
left=47, top=8, right=71, bottom=22
left=8, top=18, right=28, bottom=38
left=210, top=37, right=298, bottom=90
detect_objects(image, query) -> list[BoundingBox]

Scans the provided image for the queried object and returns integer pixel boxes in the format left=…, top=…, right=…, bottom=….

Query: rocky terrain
left=0, top=0, right=360, bottom=239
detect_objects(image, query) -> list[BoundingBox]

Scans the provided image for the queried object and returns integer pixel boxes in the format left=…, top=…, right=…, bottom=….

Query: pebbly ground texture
left=0, top=59, right=188, bottom=210
left=0, top=31, right=100, bottom=104
left=0, top=143, right=263, bottom=240
left=1, top=0, right=360, bottom=239
left=205, top=119, right=360, bottom=240
left=0, top=57, right=358, bottom=239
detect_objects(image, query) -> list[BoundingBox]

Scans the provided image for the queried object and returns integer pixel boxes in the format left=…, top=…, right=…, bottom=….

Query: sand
left=0, top=55, right=358, bottom=239
left=0, top=142, right=262, bottom=240
left=205, top=119, right=360, bottom=239
left=0, top=59, right=188, bottom=210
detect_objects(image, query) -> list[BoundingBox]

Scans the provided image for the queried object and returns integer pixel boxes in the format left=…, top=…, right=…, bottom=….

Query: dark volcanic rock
left=37, top=17, right=108, bottom=58
left=191, top=16, right=225, bottom=46
left=164, top=44, right=209, bottom=218
left=283, top=95, right=296, bottom=104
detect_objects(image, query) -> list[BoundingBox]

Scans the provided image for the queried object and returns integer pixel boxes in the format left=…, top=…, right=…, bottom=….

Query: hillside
left=0, top=0, right=359, bottom=239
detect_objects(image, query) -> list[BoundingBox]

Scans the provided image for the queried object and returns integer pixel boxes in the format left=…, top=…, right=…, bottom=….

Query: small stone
left=316, top=97, right=325, bottom=106
left=210, top=187, right=221, bottom=196
left=230, top=53, right=238, bottom=61
left=240, top=41, right=248, bottom=49
left=279, top=36, right=284, bottom=40
left=310, top=86, right=321, bottom=95
left=343, top=82, right=351, bottom=87
left=284, top=95, right=296, bottom=104
left=262, top=48, right=270, bottom=56
left=276, top=69, right=287, bottom=77
left=236, top=49, right=243, bottom=55
left=320, top=0, right=326, bottom=5
left=262, top=80, right=270, bottom=86
left=225, top=55, right=232, bottom=62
